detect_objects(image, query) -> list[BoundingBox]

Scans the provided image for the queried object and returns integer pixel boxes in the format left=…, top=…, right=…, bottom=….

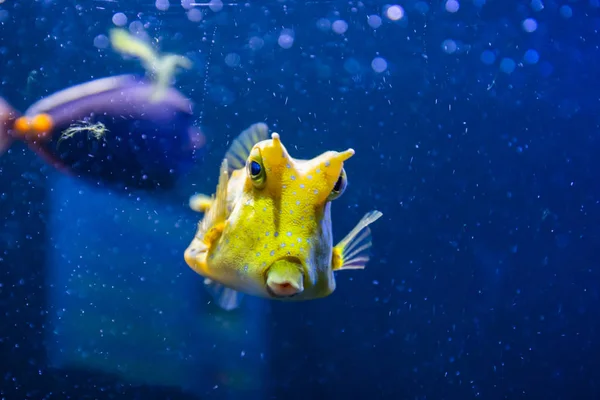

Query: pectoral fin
left=331, top=210, right=383, bottom=271
left=203, top=278, right=245, bottom=311
left=189, top=193, right=213, bottom=213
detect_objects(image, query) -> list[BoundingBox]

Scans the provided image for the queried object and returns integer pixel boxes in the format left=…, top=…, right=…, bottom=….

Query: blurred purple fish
left=0, top=74, right=205, bottom=191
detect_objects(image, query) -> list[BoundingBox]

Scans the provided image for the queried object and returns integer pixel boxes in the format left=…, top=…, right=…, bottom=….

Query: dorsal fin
left=224, top=122, right=270, bottom=174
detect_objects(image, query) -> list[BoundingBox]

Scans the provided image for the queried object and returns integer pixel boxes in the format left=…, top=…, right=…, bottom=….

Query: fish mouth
left=265, top=258, right=304, bottom=298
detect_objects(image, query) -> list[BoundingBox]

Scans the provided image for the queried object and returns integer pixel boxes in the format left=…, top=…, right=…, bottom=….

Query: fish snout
left=266, top=259, right=304, bottom=298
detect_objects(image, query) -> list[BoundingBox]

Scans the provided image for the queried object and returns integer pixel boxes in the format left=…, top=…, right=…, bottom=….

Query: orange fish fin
left=332, top=210, right=383, bottom=271
left=224, top=122, right=270, bottom=174
left=203, top=278, right=244, bottom=311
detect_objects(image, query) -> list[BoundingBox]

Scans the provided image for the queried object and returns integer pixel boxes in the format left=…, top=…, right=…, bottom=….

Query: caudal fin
left=0, top=97, right=16, bottom=155
left=109, top=28, right=192, bottom=102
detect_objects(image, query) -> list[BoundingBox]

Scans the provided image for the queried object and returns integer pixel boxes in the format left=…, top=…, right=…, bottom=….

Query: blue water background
left=1, top=1, right=600, bottom=399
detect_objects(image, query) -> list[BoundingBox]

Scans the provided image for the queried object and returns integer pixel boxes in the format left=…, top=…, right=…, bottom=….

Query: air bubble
left=249, top=36, right=264, bottom=51
left=385, top=5, right=404, bottom=20
left=187, top=9, right=203, bottom=22
left=209, top=0, right=223, bottom=12
left=93, top=34, right=109, bottom=49
left=523, top=49, right=540, bottom=64
left=225, top=53, right=241, bottom=67
left=445, top=0, right=460, bottom=13
left=278, top=29, right=295, bottom=49
left=367, top=15, right=382, bottom=29
left=559, top=5, right=572, bottom=18
left=500, top=58, right=516, bottom=74
left=112, top=12, right=127, bottom=27
left=442, top=39, right=457, bottom=54
left=371, top=57, right=388, bottom=73
left=155, top=0, right=170, bottom=11
left=480, top=50, right=496, bottom=65
left=522, top=18, right=538, bottom=32
left=332, top=20, right=348, bottom=34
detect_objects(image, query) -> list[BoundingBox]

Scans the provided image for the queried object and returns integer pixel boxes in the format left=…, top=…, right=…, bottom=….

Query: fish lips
left=264, top=258, right=305, bottom=299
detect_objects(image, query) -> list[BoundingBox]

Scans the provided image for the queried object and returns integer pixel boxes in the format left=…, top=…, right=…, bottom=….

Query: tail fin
left=0, top=97, right=16, bottom=155
left=109, top=28, right=158, bottom=68
left=109, top=28, right=192, bottom=102
left=150, top=54, right=192, bottom=102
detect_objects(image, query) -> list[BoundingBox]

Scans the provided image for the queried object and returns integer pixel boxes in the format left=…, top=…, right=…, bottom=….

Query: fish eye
left=247, top=158, right=267, bottom=188
left=327, top=168, right=347, bottom=201
left=250, top=160, right=261, bottom=177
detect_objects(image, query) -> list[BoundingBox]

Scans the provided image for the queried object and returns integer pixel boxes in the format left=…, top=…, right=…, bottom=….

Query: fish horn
left=314, top=148, right=355, bottom=199
left=262, top=132, right=290, bottom=163
left=333, top=148, right=355, bottom=163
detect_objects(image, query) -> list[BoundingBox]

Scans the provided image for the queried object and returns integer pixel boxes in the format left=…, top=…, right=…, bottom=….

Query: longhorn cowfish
left=184, top=123, right=383, bottom=310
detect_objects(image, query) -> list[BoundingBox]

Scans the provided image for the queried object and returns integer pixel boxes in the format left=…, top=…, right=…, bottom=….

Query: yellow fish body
left=184, top=123, right=382, bottom=310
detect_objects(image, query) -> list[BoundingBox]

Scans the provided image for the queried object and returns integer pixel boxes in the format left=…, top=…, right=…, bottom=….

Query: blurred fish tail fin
left=332, top=210, right=383, bottom=271
left=109, top=28, right=159, bottom=71
left=150, top=54, right=193, bottom=102
left=109, top=28, right=192, bottom=102
left=151, top=54, right=192, bottom=101
left=0, top=97, right=17, bottom=156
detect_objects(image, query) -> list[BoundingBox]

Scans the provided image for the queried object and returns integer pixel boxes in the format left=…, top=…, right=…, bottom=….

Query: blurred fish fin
left=109, top=28, right=158, bottom=71
left=150, top=54, right=193, bottom=102
left=189, top=193, right=213, bottom=213
left=196, top=159, right=229, bottom=246
left=204, top=278, right=244, bottom=311
left=225, top=123, right=270, bottom=173
left=0, top=98, right=17, bottom=156
left=332, top=210, right=383, bottom=271
left=109, top=28, right=192, bottom=102
left=188, top=126, right=206, bottom=152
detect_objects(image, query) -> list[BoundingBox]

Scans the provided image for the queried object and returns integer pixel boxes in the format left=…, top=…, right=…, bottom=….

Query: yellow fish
left=184, top=123, right=383, bottom=310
